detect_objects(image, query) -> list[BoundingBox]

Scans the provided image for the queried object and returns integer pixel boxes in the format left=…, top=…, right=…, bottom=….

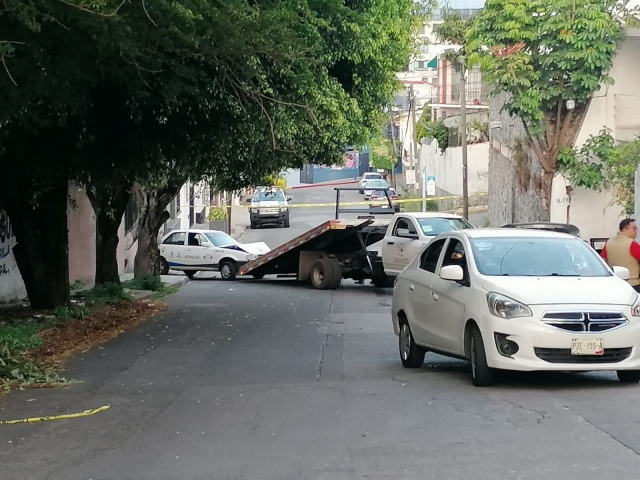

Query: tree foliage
left=0, top=0, right=420, bottom=306
left=466, top=0, right=631, bottom=210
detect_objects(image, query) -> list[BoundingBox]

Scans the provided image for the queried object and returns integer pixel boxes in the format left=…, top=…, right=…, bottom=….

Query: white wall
left=419, top=140, right=489, bottom=196
left=550, top=31, right=640, bottom=240
left=0, top=213, right=27, bottom=303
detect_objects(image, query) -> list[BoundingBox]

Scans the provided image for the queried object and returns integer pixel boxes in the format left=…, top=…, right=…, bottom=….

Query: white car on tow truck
left=159, top=229, right=270, bottom=280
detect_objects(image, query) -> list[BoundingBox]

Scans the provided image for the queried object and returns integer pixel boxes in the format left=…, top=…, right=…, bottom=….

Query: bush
left=208, top=206, right=228, bottom=221
left=122, top=275, right=165, bottom=292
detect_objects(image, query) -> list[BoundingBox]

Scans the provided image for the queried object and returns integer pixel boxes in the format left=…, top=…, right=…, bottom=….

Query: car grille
left=541, top=312, right=628, bottom=333
left=259, top=208, right=279, bottom=214
left=534, top=347, right=632, bottom=364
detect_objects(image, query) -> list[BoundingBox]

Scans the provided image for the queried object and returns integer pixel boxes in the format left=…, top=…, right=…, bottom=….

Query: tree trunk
left=87, top=186, right=132, bottom=285
left=133, top=187, right=176, bottom=278
left=5, top=179, right=70, bottom=309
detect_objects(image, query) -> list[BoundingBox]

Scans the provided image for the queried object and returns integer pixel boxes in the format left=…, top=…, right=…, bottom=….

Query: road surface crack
left=316, top=334, right=328, bottom=382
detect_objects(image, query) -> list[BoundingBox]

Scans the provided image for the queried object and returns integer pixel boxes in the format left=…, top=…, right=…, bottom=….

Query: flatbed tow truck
left=237, top=187, right=395, bottom=289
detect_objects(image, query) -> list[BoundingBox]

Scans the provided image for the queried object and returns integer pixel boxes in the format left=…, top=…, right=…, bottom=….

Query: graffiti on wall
left=0, top=212, right=18, bottom=277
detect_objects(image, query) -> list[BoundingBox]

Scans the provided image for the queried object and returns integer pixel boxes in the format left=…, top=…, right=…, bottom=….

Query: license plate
left=571, top=338, right=604, bottom=356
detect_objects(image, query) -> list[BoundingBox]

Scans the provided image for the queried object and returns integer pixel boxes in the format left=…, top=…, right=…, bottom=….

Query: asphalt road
left=2, top=185, right=640, bottom=479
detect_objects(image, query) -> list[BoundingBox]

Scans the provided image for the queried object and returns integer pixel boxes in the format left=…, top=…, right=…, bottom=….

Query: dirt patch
left=29, top=299, right=167, bottom=369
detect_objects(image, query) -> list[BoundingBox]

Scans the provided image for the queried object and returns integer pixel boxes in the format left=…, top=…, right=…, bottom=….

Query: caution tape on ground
left=0, top=405, right=110, bottom=425
left=217, top=193, right=486, bottom=209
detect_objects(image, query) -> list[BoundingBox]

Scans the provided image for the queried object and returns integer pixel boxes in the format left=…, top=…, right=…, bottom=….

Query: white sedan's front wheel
left=219, top=260, right=238, bottom=280
left=470, top=327, right=495, bottom=387
left=399, top=322, right=425, bottom=368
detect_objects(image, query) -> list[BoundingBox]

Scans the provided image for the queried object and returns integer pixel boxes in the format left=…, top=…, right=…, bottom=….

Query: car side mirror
left=396, top=228, right=419, bottom=240
left=440, top=265, right=464, bottom=282
left=245, top=198, right=252, bottom=203
left=613, top=266, right=630, bottom=280
left=287, top=197, right=292, bottom=201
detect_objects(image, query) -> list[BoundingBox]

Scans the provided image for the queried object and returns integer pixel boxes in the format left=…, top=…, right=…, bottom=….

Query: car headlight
left=632, top=295, right=640, bottom=317
left=486, top=292, right=532, bottom=319
left=247, top=254, right=258, bottom=261
left=250, top=208, right=258, bottom=213
left=280, top=207, right=288, bottom=212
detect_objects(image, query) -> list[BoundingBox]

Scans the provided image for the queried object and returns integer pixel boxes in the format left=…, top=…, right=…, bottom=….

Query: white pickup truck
left=368, top=211, right=475, bottom=280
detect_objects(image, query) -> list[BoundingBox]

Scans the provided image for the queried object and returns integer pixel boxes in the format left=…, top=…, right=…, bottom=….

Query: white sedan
left=391, top=228, right=640, bottom=386
left=159, top=229, right=270, bottom=280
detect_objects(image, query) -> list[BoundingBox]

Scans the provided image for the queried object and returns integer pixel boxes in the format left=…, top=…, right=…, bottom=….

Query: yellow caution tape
left=0, top=405, right=110, bottom=425
left=218, top=193, right=486, bottom=209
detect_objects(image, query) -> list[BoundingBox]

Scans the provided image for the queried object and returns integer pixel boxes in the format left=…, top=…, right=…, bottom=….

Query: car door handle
left=409, top=284, right=415, bottom=291
left=387, top=241, right=394, bottom=245
left=432, top=293, right=438, bottom=301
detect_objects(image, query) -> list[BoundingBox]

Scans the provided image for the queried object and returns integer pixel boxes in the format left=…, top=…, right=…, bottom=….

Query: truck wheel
left=372, top=275, right=394, bottom=288
left=283, top=215, right=290, bottom=228
left=160, top=257, right=170, bottom=275
left=250, top=221, right=257, bottom=229
left=185, top=270, right=198, bottom=280
left=219, top=260, right=238, bottom=280
left=327, top=259, right=342, bottom=289
left=310, top=259, right=337, bottom=290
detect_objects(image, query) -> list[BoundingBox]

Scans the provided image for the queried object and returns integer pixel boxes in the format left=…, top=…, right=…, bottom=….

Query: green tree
left=466, top=0, right=632, bottom=210
left=0, top=0, right=420, bottom=305
left=370, top=136, right=396, bottom=171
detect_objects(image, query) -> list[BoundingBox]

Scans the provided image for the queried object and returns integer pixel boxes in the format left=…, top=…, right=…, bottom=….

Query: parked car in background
left=358, top=172, right=384, bottom=194
left=363, top=179, right=389, bottom=199
left=159, top=229, right=270, bottom=280
left=369, top=188, right=400, bottom=212
left=246, top=186, right=292, bottom=229
left=392, top=228, right=640, bottom=386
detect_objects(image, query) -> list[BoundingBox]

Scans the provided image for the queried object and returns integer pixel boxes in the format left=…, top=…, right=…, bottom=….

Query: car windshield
left=366, top=180, right=388, bottom=189
left=470, top=237, right=612, bottom=277
left=417, top=217, right=474, bottom=236
left=364, top=173, right=382, bottom=180
left=204, top=231, right=238, bottom=247
left=253, top=190, right=285, bottom=202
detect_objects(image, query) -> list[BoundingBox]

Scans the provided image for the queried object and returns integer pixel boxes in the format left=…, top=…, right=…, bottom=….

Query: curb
left=132, top=276, right=190, bottom=301
left=290, top=180, right=358, bottom=190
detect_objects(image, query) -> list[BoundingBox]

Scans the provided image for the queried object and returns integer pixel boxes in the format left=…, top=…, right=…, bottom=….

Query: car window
left=364, top=173, right=382, bottom=179
left=419, top=238, right=447, bottom=273
left=469, top=237, right=612, bottom=277
left=366, top=180, right=388, bottom=189
left=204, top=231, right=239, bottom=247
left=163, top=232, right=186, bottom=246
left=253, top=190, right=285, bottom=202
left=392, top=218, right=417, bottom=235
left=441, top=238, right=470, bottom=284
left=187, top=232, right=210, bottom=246
left=417, top=217, right=474, bottom=236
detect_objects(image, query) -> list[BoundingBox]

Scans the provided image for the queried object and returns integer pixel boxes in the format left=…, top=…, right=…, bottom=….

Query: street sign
left=405, top=169, right=416, bottom=185
left=426, top=176, right=436, bottom=196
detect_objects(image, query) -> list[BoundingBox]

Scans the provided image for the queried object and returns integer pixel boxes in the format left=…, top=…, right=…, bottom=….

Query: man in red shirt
left=601, top=218, right=640, bottom=292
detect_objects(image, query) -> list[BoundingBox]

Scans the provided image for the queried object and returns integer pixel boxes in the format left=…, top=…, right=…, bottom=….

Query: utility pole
left=409, top=84, right=419, bottom=193
left=459, top=60, right=469, bottom=219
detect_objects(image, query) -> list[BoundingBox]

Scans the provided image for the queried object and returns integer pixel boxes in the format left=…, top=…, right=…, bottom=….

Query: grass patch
left=400, top=191, right=439, bottom=213
left=122, top=275, right=165, bottom=292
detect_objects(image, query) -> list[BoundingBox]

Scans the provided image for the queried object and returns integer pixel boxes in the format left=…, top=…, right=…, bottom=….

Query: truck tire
left=327, top=259, right=342, bottom=289
left=283, top=215, right=290, bottom=228
left=372, top=275, right=394, bottom=288
left=310, top=259, right=337, bottom=290
left=250, top=221, right=257, bottom=229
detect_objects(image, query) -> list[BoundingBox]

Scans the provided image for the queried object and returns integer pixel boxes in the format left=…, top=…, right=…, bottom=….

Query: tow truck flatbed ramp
left=238, top=219, right=381, bottom=278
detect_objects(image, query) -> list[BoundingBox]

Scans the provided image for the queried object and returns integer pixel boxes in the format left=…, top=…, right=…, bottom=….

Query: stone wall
left=487, top=91, right=547, bottom=226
